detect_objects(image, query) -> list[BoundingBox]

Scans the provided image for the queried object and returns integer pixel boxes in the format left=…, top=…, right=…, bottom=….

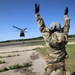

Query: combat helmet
left=50, top=22, right=61, bottom=31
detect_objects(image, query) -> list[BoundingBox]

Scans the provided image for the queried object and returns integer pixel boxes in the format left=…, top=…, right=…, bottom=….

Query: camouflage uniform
left=35, top=13, right=70, bottom=75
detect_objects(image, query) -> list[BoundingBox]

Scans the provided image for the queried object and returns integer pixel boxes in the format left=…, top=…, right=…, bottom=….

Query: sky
left=0, top=0, right=75, bottom=41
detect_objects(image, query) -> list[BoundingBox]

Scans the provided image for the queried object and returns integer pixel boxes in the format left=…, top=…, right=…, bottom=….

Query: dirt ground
left=0, top=45, right=55, bottom=75
left=0, top=42, right=74, bottom=75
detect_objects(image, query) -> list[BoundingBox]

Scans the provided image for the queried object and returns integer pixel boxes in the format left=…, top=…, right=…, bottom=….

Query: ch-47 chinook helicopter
left=13, top=26, right=28, bottom=37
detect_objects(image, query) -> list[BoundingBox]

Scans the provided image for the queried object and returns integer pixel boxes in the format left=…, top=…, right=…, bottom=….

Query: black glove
left=35, top=3, right=40, bottom=14
left=64, top=7, right=68, bottom=15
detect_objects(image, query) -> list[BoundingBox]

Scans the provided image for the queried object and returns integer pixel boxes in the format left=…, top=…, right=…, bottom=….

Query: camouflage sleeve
left=35, top=13, right=50, bottom=41
left=63, top=15, right=70, bottom=35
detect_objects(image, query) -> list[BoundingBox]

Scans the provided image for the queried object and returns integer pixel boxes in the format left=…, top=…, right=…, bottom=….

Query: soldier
left=35, top=3, right=70, bottom=75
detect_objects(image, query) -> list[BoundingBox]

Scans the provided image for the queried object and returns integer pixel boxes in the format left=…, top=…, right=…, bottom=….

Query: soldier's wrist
left=64, top=15, right=68, bottom=18
left=35, top=13, right=40, bottom=20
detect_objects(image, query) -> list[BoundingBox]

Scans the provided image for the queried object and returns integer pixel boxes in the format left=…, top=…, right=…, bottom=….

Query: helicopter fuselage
left=20, top=30, right=25, bottom=37
left=13, top=26, right=27, bottom=37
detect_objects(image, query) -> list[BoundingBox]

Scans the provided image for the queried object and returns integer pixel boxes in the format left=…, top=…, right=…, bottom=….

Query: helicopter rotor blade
left=23, top=28, right=27, bottom=31
left=24, top=28, right=33, bottom=31
left=13, top=26, right=22, bottom=30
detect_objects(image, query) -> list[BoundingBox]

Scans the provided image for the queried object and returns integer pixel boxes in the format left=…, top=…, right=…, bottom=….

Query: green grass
left=0, top=54, right=20, bottom=58
left=37, top=48, right=46, bottom=56
left=68, top=39, right=75, bottom=42
left=66, top=44, right=75, bottom=73
left=0, top=62, right=32, bottom=72
left=37, top=44, right=75, bottom=73
left=0, top=60, right=6, bottom=64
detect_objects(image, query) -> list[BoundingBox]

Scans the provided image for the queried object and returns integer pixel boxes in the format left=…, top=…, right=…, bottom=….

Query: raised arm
left=63, top=7, right=70, bottom=35
left=35, top=3, right=50, bottom=41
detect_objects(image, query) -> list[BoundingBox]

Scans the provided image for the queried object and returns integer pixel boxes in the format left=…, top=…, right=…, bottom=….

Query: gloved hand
left=64, top=7, right=68, bottom=15
left=35, top=3, right=40, bottom=14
